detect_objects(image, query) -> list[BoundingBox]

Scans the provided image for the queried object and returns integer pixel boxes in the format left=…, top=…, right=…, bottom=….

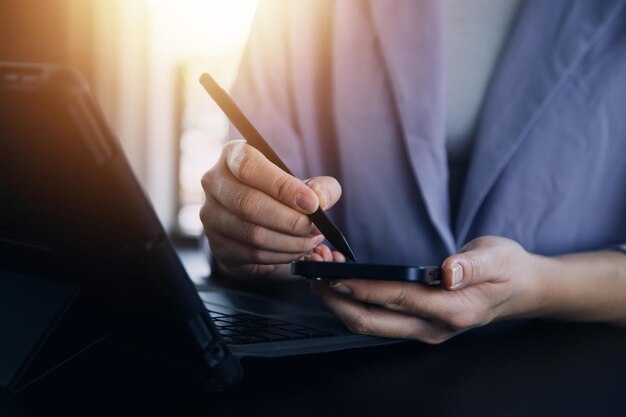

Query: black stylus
left=199, top=73, right=357, bottom=263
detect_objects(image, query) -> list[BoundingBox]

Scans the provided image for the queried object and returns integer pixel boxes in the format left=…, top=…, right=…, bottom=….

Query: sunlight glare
left=147, top=0, right=258, bottom=55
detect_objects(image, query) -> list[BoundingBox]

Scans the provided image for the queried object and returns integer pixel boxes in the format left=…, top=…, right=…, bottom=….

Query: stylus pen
left=200, top=73, right=357, bottom=263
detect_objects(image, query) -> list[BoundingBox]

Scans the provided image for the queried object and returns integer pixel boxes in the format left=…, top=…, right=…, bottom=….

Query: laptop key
left=236, top=321, right=269, bottom=329
left=256, top=318, right=290, bottom=327
left=218, top=328, right=247, bottom=337
left=292, top=329, right=334, bottom=338
left=210, top=311, right=335, bottom=344
left=247, top=330, right=289, bottom=342
left=273, top=323, right=310, bottom=332
left=259, top=327, right=309, bottom=340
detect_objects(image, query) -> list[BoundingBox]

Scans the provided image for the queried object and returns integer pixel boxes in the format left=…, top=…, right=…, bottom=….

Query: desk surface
left=6, top=318, right=626, bottom=417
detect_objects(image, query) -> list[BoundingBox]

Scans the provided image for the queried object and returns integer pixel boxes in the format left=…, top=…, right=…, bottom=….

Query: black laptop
left=0, top=63, right=395, bottom=392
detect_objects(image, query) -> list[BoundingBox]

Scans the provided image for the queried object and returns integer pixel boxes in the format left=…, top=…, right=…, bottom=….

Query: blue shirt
left=231, top=0, right=626, bottom=264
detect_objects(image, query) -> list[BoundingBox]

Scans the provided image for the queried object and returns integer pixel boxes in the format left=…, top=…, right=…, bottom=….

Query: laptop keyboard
left=207, top=310, right=334, bottom=345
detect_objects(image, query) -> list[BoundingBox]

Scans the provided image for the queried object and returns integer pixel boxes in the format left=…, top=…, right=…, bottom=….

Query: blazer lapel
left=368, top=0, right=455, bottom=253
left=456, top=0, right=625, bottom=245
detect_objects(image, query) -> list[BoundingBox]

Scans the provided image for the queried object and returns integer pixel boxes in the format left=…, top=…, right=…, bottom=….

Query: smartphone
left=291, top=261, right=442, bottom=285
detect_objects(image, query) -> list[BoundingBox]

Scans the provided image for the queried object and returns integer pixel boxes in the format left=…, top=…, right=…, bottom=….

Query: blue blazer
left=231, top=0, right=626, bottom=264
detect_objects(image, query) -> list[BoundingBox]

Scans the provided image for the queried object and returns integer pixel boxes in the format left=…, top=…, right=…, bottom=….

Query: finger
left=220, top=262, right=281, bottom=277
left=208, top=231, right=307, bottom=266
left=202, top=196, right=325, bottom=253
left=303, top=176, right=342, bottom=210
left=332, top=251, right=346, bottom=263
left=441, top=236, right=511, bottom=290
left=305, top=253, right=324, bottom=262
left=312, top=245, right=323, bottom=259
left=311, top=244, right=345, bottom=263
left=313, top=244, right=334, bottom=262
left=224, top=141, right=320, bottom=214
left=204, top=169, right=315, bottom=237
left=327, top=279, right=458, bottom=320
left=312, top=283, right=453, bottom=343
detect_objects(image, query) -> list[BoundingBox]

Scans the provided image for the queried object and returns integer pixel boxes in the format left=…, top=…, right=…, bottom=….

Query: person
left=200, top=0, right=626, bottom=343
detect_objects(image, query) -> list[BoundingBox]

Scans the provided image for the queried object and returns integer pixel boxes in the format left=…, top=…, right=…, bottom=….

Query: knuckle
left=460, top=237, right=483, bottom=252
left=200, top=169, right=214, bottom=192
left=445, top=310, right=480, bottom=331
left=199, top=204, right=211, bottom=228
left=199, top=202, right=208, bottom=219
left=234, top=190, right=258, bottom=218
left=383, top=290, right=408, bottom=311
left=273, top=176, right=298, bottom=200
left=243, top=223, right=264, bottom=246
left=479, top=235, right=500, bottom=246
left=222, top=140, right=244, bottom=163
left=464, top=236, right=498, bottom=251
left=233, top=148, right=261, bottom=181
left=222, top=140, right=239, bottom=153
left=249, top=248, right=267, bottom=265
left=345, top=315, right=372, bottom=335
left=287, top=213, right=309, bottom=235
left=464, top=253, right=482, bottom=281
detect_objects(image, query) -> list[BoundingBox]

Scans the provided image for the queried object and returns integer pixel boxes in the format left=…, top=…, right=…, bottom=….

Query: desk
left=6, top=319, right=626, bottom=417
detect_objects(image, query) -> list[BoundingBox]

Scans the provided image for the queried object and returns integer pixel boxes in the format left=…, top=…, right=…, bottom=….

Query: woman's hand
left=309, top=236, right=544, bottom=343
left=200, top=140, right=342, bottom=277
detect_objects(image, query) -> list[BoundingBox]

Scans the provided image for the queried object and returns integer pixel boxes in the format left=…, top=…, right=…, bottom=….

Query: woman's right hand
left=200, top=140, right=342, bottom=277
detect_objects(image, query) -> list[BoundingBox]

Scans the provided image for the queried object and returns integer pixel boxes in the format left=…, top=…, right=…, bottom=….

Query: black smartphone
left=291, top=261, right=442, bottom=285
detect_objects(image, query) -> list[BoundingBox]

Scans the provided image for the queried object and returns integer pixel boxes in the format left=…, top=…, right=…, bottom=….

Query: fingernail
left=451, top=263, right=464, bottom=289
left=330, top=281, right=352, bottom=295
left=311, top=186, right=329, bottom=210
left=313, top=234, right=325, bottom=244
left=296, top=193, right=318, bottom=212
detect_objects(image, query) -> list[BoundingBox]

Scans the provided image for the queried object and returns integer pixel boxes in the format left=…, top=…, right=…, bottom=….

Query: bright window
left=146, top=0, right=259, bottom=236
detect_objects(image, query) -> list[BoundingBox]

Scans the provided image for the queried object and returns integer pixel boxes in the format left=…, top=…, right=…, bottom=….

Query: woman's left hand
left=309, top=236, right=543, bottom=343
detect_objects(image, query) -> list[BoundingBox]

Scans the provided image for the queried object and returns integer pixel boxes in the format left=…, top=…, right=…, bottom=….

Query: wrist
left=511, top=251, right=554, bottom=320
left=520, top=250, right=626, bottom=323
left=522, top=253, right=556, bottom=318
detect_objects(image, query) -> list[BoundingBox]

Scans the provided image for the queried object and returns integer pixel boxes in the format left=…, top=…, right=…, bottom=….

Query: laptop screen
left=0, top=63, right=168, bottom=285
left=0, top=62, right=241, bottom=391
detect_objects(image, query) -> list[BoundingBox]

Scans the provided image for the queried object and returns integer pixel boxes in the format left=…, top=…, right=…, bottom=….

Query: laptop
left=0, top=62, right=395, bottom=392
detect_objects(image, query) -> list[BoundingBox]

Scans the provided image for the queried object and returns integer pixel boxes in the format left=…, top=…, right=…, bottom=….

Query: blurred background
left=0, top=0, right=259, bottom=244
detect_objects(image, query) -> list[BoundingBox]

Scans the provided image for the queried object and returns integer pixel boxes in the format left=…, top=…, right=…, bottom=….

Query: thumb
left=441, top=241, right=503, bottom=290
left=304, top=176, right=342, bottom=210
